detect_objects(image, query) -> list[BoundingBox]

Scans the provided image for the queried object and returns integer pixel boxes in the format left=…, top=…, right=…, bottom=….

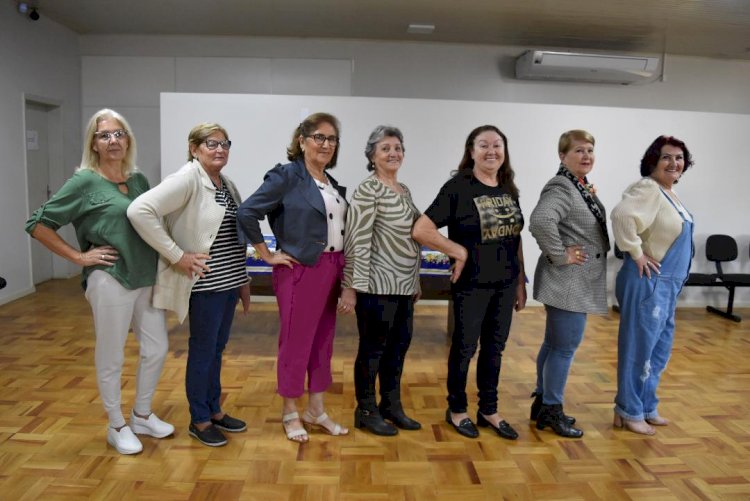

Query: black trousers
left=447, top=285, right=515, bottom=415
left=353, top=293, right=414, bottom=412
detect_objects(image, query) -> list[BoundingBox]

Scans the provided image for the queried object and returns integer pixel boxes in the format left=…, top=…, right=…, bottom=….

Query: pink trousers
left=273, top=251, right=344, bottom=398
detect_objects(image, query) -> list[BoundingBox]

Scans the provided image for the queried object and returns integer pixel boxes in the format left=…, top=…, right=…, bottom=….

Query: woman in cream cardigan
left=611, top=135, right=694, bottom=435
left=128, top=123, right=250, bottom=447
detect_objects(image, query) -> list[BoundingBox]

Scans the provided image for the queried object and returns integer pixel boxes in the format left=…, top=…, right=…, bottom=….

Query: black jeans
left=447, top=285, right=515, bottom=415
left=353, top=293, right=414, bottom=412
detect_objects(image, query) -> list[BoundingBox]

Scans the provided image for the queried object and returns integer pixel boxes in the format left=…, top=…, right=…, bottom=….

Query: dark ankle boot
left=536, top=404, right=583, bottom=438
left=354, top=407, right=398, bottom=436
left=379, top=402, right=421, bottom=430
left=530, top=392, right=576, bottom=425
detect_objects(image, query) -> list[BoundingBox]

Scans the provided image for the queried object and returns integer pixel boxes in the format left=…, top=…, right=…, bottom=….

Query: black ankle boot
left=530, top=392, right=576, bottom=425
left=354, top=407, right=398, bottom=436
left=536, top=403, right=583, bottom=438
left=379, top=403, right=421, bottom=430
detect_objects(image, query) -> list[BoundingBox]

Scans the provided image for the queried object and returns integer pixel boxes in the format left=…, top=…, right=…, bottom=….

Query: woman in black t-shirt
left=412, top=125, right=526, bottom=440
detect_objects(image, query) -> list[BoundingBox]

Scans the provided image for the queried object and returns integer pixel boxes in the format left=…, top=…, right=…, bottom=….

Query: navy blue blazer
left=238, top=159, right=347, bottom=266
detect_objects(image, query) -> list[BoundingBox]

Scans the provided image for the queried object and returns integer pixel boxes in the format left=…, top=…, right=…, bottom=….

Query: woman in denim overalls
left=610, top=136, right=695, bottom=435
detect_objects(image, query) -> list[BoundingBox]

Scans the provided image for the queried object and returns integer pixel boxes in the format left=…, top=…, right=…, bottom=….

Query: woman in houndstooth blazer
left=528, top=130, right=610, bottom=438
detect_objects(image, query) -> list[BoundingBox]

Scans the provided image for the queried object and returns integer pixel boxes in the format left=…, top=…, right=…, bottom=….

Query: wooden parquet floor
left=1, top=278, right=749, bottom=500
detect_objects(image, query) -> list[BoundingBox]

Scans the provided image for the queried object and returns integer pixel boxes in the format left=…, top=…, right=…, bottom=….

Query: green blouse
left=25, top=168, right=158, bottom=291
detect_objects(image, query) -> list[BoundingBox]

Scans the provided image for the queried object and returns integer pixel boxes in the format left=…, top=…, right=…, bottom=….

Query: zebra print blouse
left=343, top=175, right=421, bottom=295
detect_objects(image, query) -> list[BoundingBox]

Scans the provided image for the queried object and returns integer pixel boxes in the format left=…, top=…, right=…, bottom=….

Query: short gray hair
left=364, top=125, right=405, bottom=171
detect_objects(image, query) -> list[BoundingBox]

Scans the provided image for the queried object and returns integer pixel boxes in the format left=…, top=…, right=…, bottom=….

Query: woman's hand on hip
left=267, top=251, right=299, bottom=269
left=79, top=245, right=119, bottom=267
left=635, top=253, right=661, bottom=279
left=338, top=287, right=356, bottom=314
left=565, top=244, right=588, bottom=265
left=176, top=252, right=211, bottom=278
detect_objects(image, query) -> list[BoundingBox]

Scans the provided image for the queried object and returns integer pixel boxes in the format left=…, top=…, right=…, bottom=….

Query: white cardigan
left=610, top=177, right=687, bottom=262
left=127, top=160, right=243, bottom=322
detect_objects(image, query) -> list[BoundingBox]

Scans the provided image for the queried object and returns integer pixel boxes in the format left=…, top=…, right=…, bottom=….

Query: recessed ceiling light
left=407, top=23, right=435, bottom=35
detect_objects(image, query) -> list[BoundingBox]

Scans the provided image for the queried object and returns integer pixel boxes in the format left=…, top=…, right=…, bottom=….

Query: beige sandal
left=282, top=412, right=309, bottom=442
left=613, top=413, right=655, bottom=436
left=302, top=410, right=348, bottom=436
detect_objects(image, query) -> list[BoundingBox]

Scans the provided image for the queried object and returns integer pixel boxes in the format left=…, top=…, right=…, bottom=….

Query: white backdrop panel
left=161, top=93, right=750, bottom=306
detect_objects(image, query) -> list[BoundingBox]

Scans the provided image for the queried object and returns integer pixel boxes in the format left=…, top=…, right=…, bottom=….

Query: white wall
left=0, top=3, right=81, bottom=305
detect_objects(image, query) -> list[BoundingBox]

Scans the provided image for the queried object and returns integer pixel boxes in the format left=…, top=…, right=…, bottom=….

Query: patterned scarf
left=556, top=164, right=610, bottom=251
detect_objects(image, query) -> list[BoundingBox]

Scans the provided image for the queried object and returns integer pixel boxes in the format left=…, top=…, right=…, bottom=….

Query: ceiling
left=28, top=0, right=750, bottom=61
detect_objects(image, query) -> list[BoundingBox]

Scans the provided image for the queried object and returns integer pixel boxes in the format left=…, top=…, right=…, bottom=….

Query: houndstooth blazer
left=529, top=175, right=610, bottom=314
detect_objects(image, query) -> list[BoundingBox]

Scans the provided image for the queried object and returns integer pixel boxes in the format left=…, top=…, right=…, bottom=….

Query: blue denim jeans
left=614, top=217, right=692, bottom=421
left=534, top=305, right=587, bottom=405
left=186, top=288, right=239, bottom=424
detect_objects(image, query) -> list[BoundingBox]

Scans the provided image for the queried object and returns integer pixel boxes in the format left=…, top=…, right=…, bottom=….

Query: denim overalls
left=614, top=191, right=693, bottom=421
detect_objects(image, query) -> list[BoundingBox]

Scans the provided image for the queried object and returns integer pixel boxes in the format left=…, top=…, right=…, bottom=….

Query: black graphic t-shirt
left=425, top=171, right=524, bottom=290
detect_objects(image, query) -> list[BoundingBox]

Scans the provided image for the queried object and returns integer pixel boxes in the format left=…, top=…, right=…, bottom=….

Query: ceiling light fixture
left=407, top=23, right=435, bottom=35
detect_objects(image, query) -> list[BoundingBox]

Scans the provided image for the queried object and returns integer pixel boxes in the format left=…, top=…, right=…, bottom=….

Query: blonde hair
left=187, top=123, right=229, bottom=161
left=558, top=129, right=595, bottom=154
left=78, top=108, right=137, bottom=176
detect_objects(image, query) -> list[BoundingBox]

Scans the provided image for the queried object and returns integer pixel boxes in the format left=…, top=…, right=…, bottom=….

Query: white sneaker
left=130, top=411, right=175, bottom=438
left=107, top=425, right=143, bottom=455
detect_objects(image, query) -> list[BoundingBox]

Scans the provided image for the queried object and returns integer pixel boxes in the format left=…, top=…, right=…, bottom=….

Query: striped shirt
left=343, top=175, right=421, bottom=295
left=192, top=181, right=249, bottom=293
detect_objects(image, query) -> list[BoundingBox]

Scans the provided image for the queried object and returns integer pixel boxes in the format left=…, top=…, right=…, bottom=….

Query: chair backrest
left=705, top=234, right=738, bottom=276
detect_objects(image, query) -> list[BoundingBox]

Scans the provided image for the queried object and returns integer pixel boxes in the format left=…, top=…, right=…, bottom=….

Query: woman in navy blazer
left=238, top=112, right=349, bottom=443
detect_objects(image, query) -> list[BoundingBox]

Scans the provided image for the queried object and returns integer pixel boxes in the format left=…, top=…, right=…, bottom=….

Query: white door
left=25, top=101, right=54, bottom=284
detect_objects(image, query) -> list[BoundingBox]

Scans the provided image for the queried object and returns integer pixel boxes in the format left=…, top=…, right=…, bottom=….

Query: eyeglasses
left=204, top=139, right=232, bottom=150
left=95, top=129, right=128, bottom=141
left=306, top=134, right=339, bottom=146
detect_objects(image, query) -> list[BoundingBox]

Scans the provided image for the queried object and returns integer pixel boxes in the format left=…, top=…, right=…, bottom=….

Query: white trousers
left=85, top=270, right=169, bottom=428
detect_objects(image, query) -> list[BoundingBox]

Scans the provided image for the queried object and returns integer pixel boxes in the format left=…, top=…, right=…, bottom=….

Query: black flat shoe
left=445, top=409, right=479, bottom=438
left=476, top=412, right=518, bottom=440
left=530, top=392, right=576, bottom=425
left=379, top=405, right=422, bottom=431
left=211, top=414, right=246, bottom=432
left=189, top=423, right=227, bottom=447
left=354, top=407, right=398, bottom=436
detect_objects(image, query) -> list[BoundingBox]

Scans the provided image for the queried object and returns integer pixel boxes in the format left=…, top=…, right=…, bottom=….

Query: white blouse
left=316, top=178, right=347, bottom=252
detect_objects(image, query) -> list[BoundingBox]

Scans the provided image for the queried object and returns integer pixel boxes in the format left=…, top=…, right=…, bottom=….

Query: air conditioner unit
left=515, top=50, right=660, bottom=85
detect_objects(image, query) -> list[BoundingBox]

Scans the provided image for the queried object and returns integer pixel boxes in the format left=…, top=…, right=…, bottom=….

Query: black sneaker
left=211, top=414, right=247, bottom=432
left=188, top=423, right=227, bottom=446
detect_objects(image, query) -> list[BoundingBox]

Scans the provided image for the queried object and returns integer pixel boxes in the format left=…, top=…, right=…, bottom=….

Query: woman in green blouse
left=25, top=109, right=173, bottom=455
left=340, top=125, right=422, bottom=436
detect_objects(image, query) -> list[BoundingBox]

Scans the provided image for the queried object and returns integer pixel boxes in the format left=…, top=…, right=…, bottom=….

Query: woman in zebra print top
left=340, top=125, right=423, bottom=436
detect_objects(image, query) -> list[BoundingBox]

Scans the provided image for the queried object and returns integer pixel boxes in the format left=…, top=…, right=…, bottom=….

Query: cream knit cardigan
left=611, top=177, right=687, bottom=262
left=127, top=160, right=243, bottom=322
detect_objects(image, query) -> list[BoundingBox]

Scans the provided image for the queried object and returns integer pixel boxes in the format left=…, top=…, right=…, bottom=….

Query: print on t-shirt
left=473, top=194, right=523, bottom=243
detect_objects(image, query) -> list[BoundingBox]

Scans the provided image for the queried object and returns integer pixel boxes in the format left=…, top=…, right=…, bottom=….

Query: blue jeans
left=535, top=305, right=587, bottom=405
left=614, top=258, right=681, bottom=421
left=186, top=288, right=239, bottom=424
